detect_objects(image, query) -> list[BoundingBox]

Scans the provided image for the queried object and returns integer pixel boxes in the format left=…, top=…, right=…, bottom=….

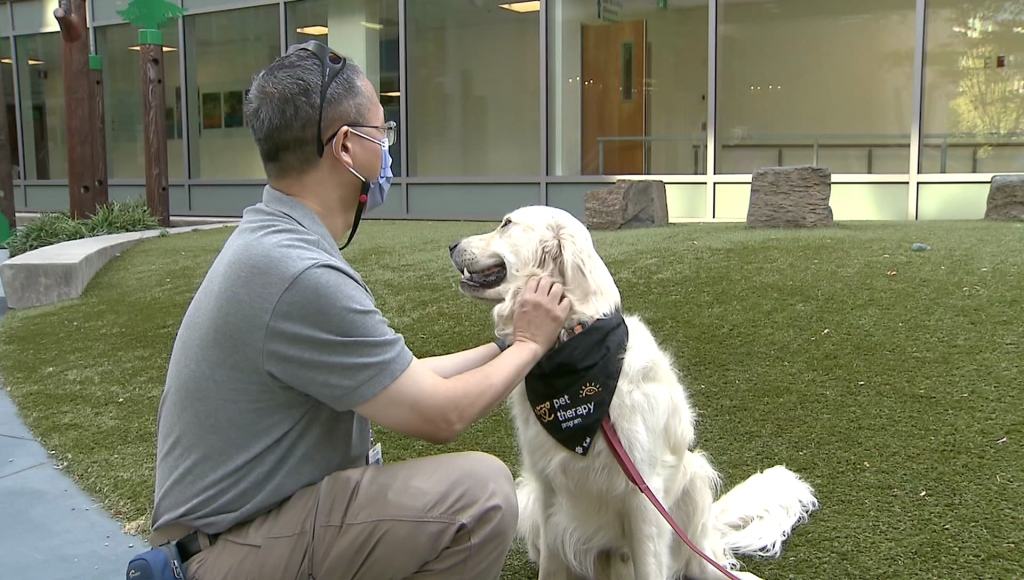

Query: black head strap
left=285, top=40, right=366, bottom=251
left=285, top=40, right=348, bottom=158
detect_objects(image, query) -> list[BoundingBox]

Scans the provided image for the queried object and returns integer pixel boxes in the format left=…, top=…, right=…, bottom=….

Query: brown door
left=581, top=19, right=647, bottom=175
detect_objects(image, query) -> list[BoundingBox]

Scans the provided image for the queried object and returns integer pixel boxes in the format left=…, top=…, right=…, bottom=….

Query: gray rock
left=746, top=165, right=834, bottom=228
left=584, top=180, right=669, bottom=231
left=984, top=175, right=1024, bottom=221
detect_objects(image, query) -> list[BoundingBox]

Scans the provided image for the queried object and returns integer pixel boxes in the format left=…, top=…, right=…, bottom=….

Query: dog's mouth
left=460, top=262, right=508, bottom=290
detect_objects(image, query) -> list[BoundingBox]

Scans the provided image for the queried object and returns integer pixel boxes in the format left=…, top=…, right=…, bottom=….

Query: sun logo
left=579, top=382, right=601, bottom=397
left=534, top=401, right=555, bottom=423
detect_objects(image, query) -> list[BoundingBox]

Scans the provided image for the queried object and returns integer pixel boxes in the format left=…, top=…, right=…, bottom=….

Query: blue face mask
left=346, top=129, right=392, bottom=213
left=367, top=141, right=393, bottom=212
left=339, top=129, right=392, bottom=251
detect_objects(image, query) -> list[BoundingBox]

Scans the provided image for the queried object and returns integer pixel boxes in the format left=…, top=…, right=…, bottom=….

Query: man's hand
left=512, top=276, right=572, bottom=354
left=353, top=276, right=572, bottom=444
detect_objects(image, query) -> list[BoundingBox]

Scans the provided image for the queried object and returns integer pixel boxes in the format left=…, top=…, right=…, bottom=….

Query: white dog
left=449, top=205, right=818, bottom=580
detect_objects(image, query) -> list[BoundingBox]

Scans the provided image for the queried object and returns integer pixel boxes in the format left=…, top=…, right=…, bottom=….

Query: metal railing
left=594, top=132, right=1024, bottom=174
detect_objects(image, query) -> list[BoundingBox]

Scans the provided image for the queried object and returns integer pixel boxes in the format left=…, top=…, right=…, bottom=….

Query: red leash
left=600, top=416, right=744, bottom=580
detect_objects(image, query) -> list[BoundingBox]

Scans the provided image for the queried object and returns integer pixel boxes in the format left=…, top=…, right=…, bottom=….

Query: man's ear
left=331, top=126, right=354, bottom=164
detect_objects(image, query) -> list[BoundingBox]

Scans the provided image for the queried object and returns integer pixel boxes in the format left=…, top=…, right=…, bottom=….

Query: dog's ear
left=538, top=222, right=593, bottom=292
left=533, top=218, right=621, bottom=314
left=538, top=224, right=565, bottom=277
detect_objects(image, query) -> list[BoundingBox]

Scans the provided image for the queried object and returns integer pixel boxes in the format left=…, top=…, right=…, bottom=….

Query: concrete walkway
left=0, top=248, right=143, bottom=579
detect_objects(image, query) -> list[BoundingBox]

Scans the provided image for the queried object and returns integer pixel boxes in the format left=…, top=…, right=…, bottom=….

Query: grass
left=1, top=219, right=1022, bottom=579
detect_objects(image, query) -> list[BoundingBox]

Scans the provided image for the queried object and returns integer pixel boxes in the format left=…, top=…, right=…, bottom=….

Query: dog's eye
left=500, top=218, right=512, bottom=229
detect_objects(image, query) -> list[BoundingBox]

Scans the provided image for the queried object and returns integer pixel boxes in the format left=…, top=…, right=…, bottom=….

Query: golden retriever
left=449, top=205, right=818, bottom=580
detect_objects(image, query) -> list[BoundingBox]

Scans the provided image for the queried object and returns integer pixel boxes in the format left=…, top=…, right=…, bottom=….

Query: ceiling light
left=361, top=22, right=383, bottom=30
left=128, top=45, right=178, bottom=52
left=296, top=25, right=328, bottom=35
left=499, top=1, right=540, bottom=13
left=0, top=58, right=44, bottom=65
left=381, top=91, right=400, bottom=97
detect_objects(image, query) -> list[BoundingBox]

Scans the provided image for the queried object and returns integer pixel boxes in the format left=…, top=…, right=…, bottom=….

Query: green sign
left=116, top=0, right=186, bottom=31
left=0, top=211, right=10, bottom=247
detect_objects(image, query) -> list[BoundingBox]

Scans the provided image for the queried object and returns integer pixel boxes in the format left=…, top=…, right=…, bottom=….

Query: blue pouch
left=125, top=542, right=186, bottom=580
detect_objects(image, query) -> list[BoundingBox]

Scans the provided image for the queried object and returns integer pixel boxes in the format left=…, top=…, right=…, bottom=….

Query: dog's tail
left=710, top=465, right=818, bottom=559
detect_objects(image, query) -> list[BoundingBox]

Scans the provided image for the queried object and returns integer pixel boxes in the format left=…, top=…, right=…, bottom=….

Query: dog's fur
left=449, top=206, right=818, bottom=580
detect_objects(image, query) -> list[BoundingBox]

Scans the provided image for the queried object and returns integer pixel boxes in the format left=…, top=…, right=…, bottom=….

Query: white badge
left=367, top=443, right=382, bottom=466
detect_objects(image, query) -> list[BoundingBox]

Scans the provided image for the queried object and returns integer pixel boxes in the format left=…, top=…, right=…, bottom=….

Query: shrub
left=84, top=199, right=160, bottom=237
left=3, top=199, right=160, bottom=257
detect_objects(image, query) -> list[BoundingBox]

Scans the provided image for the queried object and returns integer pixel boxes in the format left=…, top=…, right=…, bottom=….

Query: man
left=149, top=41, right=571, bottom=579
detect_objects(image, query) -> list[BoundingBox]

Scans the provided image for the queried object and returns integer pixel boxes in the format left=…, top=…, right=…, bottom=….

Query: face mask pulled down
left=338, top=129, right=393, bottom=250
left=345, top=129, right=393, bottom=212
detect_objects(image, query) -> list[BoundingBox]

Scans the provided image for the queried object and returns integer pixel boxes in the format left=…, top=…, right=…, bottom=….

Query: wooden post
left=54, top=0, right=98, bottom=219
left=0, top=50, right=15, bottom=239
left=88, top=55, right=109, bottom=208
left=139, top=29, right=169, bottom=227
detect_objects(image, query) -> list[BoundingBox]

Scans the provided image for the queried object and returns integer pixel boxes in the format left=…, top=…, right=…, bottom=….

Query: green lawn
left=1, top=219, right=1022, bottom=579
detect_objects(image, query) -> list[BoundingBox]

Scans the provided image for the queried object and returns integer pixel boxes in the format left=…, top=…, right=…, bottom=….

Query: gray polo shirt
left=151, top=185, right=413, bottom=535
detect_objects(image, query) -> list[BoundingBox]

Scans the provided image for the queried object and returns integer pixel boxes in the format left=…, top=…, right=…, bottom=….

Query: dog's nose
left=449, top=240, right=459, bottom=254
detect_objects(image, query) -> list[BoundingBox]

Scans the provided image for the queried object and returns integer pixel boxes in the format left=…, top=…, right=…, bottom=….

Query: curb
left=0, top=223, right=236, bottom=310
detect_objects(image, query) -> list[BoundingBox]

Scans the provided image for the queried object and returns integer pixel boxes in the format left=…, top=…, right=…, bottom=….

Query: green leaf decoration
left=116, top=0, right=186, bottom=31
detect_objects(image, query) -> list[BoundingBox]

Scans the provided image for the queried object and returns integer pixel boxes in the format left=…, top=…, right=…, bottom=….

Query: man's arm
left=419, top=342, right=501, bottom=378
left=263, top=266, right=569, bottom=446
left=354, top=276, right=570, bottom=444
left=354, top=340, right=544, bottom=444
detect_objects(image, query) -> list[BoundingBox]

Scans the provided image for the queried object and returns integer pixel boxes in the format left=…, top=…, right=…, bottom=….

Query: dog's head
left=449, top=206, right=620, bottom=337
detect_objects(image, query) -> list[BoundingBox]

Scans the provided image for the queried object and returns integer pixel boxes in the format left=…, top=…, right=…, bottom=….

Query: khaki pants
left=157, top=451, right=518, bottom=580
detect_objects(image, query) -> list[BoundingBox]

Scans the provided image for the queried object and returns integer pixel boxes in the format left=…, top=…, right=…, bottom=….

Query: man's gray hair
left=244, top=49, right=375, bottom=179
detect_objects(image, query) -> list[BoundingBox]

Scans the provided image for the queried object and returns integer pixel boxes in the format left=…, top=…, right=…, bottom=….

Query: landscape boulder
left=584, top=180, right=669, bottom=230
left=746, top=165, right=834, bottom=228
left=984, top=175, right=1024, bottom=221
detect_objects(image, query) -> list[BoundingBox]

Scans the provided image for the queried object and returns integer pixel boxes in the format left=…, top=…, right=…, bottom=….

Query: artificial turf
left=0, top=218, right=1021, bottom=579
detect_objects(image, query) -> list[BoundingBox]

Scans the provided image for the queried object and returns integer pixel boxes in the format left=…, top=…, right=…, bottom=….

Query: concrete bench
left=0, top=223, right=235, bottom=310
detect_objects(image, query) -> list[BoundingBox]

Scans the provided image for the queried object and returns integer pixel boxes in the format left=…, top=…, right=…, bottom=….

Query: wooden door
left=581, top=19, right=647, bottom=175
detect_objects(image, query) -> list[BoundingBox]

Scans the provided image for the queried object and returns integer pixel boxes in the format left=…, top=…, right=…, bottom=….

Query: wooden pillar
left=88, top=55, right=109, bottom=208
left=54, top=0, right=98, bottom=219
left=139, top=29, right=169, bottom=227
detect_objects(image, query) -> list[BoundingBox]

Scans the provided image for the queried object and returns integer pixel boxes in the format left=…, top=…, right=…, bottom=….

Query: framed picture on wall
left=202, top=92, right=222, bottom=129
left=166, top=107, right=175, bottom=140
left=223, top=90, right=244, bottom=128
left=175, top=86, right=182, bottom=139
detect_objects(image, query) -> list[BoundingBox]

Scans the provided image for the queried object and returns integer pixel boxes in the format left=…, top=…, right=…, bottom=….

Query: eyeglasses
left=345, top=121, right=397, bottom=148
left=285, top=40, right=348, bottom=158
left=285, top=40, right=399, bottom=155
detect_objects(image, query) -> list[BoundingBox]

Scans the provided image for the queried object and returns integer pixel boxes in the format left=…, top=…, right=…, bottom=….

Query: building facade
left=1, top=0, right=1022, bottom=222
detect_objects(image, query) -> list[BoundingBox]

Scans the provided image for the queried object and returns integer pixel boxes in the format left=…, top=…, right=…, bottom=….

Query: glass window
left=15, top=32, right=63, bottom=180
left=548, top=0, right=709, bottom=176
left=96, top=23, right=182, bottom=180
left=921, top=0, right=1024, bottom=174
left=0, top=39, right=20, bottom=181
left=285, top=0, right=402, bottom=176
left=94, top=0, right=136, bottom=24
left=183, top=5, right=280, bottom=179
left=406, top=0, right=540, bottom=176
left=716, top=0, right=917, bottom=175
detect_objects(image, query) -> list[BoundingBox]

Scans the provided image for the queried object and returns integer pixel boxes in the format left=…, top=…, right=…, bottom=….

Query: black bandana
left=524, top=311, right=628, bottom=456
